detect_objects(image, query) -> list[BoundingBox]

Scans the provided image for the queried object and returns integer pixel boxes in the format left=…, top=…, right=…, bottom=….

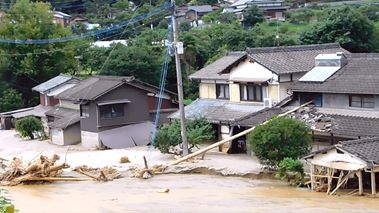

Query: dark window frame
left=240, top=84, right=263, bottom=102
left=99, top=103, right=125, bottom=119
left=349, top=94, right=375, bottom=108
left=80, top=104, right=89, bottom=118
left=216, top=84, right=230, bottom=100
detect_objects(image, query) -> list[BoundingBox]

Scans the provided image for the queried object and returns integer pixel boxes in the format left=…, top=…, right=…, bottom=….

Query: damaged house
left=170, top=43, right=348, bottom=153
left=55, top=76, right=178, bottom=148
left=288, top=53, right=379, bottom=149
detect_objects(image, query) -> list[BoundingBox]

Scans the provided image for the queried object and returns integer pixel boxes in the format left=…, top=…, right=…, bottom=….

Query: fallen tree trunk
left=168, top=101, right=313, bottom=166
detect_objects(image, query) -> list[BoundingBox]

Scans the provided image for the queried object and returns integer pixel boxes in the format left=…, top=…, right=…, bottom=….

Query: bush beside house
left=15, top=117, right=44, bottom=140
left=247, top=117, right=311, bottom=168
left=154, top=118, right=215, bottom=154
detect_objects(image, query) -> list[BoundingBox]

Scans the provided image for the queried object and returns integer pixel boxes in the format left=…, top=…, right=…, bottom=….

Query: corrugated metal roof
left=169, top=99, right=264, bottom=124
left=32, top=74, right=74, bottom=93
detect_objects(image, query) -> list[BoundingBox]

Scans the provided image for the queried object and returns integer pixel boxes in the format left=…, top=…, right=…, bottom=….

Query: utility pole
left=171, top=0, right=189, bottom=156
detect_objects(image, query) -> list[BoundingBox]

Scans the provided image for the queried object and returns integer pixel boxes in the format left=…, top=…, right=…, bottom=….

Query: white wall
left=81, top=131, right=100, bottom=148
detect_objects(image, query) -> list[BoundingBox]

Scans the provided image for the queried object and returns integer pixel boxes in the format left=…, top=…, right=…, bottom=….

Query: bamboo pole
left=168, top=101, right=313, bottom=166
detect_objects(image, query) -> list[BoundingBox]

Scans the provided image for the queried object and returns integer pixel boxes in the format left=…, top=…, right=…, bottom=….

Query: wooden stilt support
left=327, top=168, right=334, bottom=195
left=371, top=171, right=376, bottom=196
left=311, top=164, right=314, bottom=190
left=330, top=170, right=355, bottom=196
left=357, top=170, right=363, bottom=196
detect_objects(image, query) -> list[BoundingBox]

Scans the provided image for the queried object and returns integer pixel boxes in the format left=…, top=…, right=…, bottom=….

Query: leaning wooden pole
left=168, top=101, right=313, bottom=166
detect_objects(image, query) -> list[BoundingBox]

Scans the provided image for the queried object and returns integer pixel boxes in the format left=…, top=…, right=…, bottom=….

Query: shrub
left=276, top=158, right=305, bottom=186
left=154, top=118, right=215, bottom=154
left=247, top=117, right=311, bottom=168
left=15, top=116, right=44, bottom=139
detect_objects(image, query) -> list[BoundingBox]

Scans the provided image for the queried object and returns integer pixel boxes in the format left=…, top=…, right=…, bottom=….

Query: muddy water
left=5, top=174, right=379, bottom=213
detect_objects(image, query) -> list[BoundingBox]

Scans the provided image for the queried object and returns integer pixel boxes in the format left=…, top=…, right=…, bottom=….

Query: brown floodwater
left=5, top=174, right=379, bottom=213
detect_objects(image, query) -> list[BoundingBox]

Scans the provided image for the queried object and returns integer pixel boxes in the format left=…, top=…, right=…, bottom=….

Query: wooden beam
left=357, top=170, right=363, bottom=196
left=371, top=171, right=376, bottom=196
left=330, top=170, right=355, bottom=196
left=327, top=168, right=334, bottom=195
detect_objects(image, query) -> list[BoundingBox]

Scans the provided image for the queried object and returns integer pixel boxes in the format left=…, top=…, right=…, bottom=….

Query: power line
left=0, top=2, right=171, bottom=45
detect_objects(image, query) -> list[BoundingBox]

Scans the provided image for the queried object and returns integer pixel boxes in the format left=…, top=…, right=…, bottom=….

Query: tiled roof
left=246, top=43, right=348, bottom=74
left=337, top=137, right=379, bottom=165
left=48, top=114, right=80, bottom=129
left=189, top=52, right=246, bottom=80
left=46, top=107, right=80, bottom=129
left=189, top=43, right=347, bottom=80
left=330, top=115, right=379, bottom=138
left=56, top=76, right=176, bottom=102
left=32, top=74, right=76, bottom=93
left=233, top=107, right=283, bottom=127
left=317, top=108, right=379, bottom=119
left=188, top=5, right=213, bottom=13
left=291, top=53, right=379, bottom=94
left=169, top=99, right=264, bottom=124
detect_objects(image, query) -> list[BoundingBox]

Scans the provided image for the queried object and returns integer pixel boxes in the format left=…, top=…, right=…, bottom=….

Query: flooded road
left=6, top=174, right=379, bottom=213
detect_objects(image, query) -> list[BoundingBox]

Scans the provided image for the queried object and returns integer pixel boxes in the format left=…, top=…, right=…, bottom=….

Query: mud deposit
left=5, top=174, right=379, bottom=213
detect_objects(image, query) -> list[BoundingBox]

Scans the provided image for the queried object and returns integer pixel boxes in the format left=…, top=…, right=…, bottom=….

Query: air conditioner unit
left=263, top=98, right=272, bottom=108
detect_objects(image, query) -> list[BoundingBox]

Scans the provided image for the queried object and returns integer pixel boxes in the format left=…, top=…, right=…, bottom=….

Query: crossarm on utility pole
left=168, top=101, right=313, bottom=166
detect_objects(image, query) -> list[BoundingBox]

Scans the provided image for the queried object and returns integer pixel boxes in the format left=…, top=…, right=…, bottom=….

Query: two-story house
left=56, top=76, right=178, bottom=148
left=288, top=53, right=379, bottom=147
left=171, top=43, right=347, bottom=153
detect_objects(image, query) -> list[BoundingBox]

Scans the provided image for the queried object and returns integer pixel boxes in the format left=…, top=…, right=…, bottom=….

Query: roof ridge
left=246, top=43, right=342, bottom=54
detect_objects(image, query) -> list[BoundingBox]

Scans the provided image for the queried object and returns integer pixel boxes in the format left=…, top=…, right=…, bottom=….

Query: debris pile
left=73, top=165, right=121, bottom=181
left=0, top=154, right=69, bottom=186
left=288, top=106, right=336, bottom=132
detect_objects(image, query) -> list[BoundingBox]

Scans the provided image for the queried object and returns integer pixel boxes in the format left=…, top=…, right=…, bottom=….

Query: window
left=80, top=104, right=89, bottom=118
left=349, top=95, right=375, bottom=108
left=240, top=84, right=263, bottom=102
left=216, top=84, right=229, bottom=99
left=299, top=93, right=322, bottom=107
left=99, top=104, right=124, bottom=119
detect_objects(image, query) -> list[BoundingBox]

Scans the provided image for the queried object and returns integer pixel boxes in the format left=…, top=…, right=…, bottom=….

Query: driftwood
left=0, top=155, right=71, bottom=186
left=73, top=165, right=121, bottom=181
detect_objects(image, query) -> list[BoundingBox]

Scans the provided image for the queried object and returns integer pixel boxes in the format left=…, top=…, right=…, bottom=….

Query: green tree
left=15, top=116, right=44, bottom=139
left=299, top=6, right=376, bottom=52
left=0, top=0, right=88, bottom=106
left=154, top=118, right=215, bottom=154
left=0, top=88, right=23, bottom=112
left=241, top=5, right=265, bottom=28
left=247, top=117, right=311, bottom=167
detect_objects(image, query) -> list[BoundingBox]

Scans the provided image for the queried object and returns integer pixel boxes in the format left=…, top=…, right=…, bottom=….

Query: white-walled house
left=170, top=43, right=348, bottom=153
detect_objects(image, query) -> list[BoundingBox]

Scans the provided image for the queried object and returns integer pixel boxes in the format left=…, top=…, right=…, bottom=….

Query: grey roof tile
left=169, top=99, right=264, bottom=124
left=233, top=107, right=283, bottom=127
left=291, top=53, right=379, bottom=94
left=190, top=43, right=348, bottom=80
left=338, top=137, right=379, bottom=165
left=247, top=43, right=348, bottom=74
left=56, top=76, right=176, bottom=102
left=189, top=52, right=246, bottom=80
